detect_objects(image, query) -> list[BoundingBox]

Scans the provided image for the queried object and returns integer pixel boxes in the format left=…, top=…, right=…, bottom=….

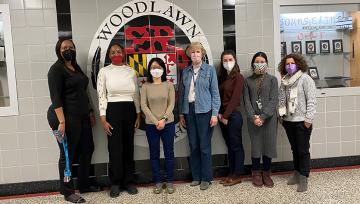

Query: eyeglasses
left=150, top=66, right=162, bottom=69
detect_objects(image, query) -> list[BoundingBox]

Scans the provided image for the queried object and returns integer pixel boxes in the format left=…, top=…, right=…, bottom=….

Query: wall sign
left=280, top=12, right=352, bottom=31
left=87, top=0, right=212, bottom=147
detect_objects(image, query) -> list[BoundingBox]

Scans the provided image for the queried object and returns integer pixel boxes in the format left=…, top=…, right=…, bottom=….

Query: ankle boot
left=297, top=174, right=308, bottom=192
left=262, top=171, right=274, bottom=187
left=252, top=170, right=263, bottom=187
left=287, top=171, right=300, bottom=185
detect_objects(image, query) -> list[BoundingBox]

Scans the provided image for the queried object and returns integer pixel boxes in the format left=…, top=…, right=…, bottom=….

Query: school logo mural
left=88, top=0, right=212, bottom=147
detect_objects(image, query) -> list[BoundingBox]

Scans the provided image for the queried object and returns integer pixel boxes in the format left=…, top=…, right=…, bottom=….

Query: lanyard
left=62, top=136, right=71, bottom=182
left=53, top=130, right=71, bottom=183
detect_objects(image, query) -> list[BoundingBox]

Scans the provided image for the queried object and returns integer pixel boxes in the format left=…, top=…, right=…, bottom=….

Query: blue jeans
left=184, top=103, right=213, bottom=182
left=145, top=123, right=175, bottom=183
left=219, top=111, right=244, bottom=175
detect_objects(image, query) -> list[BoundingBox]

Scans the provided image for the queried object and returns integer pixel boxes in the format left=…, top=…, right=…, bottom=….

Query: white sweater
left=97, top=64, right=140, bottom=116
left=279, top=73, right=317, bottom=123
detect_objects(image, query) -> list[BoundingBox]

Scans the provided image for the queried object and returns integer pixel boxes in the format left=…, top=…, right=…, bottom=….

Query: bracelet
left=59, top=121, right=65, bottom=124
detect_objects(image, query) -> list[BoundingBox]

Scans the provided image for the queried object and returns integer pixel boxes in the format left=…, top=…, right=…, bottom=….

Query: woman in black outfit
left=47, top=38, right=99, bottom=203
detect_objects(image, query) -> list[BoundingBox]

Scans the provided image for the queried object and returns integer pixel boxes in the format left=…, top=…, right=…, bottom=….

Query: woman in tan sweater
left=141, top=57, right=175, bottom=194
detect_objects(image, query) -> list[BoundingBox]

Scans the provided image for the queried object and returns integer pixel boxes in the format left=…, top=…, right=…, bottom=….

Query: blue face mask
left=285, top=63, right=297, bottom=75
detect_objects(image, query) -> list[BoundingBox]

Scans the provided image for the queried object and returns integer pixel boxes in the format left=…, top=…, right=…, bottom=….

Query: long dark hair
left=219, top=50, right=240, bottom=84
left=55, top=38, right=84, bottom=74
left=250, top=51, right=268, bottom=69
left=147, top=58, right=167, bottom=83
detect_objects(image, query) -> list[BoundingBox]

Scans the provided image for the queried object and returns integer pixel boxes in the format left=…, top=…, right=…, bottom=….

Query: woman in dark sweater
left=218, top=50, right=245, bottom=186
left=47, top=38, right=99, bottom=203
left=244, top=52, right=278, bottom=188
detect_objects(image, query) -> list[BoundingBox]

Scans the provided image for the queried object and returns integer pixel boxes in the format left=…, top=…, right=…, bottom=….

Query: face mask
left=150, top=69, right=164, bottom=78
left=253, top=63, right=267, bottom=75
left=111, top=55, right=123, bottom=65
left=285, top=64, right=297, bottom=75
left=223, top=61, right=235, bottom=72
left=62, top=49, right=76, bottom=61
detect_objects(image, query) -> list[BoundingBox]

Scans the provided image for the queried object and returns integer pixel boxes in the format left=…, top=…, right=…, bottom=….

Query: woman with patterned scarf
left=244, top=52, right=278, bottom=188
left=278, top=54, right=316, bottom=192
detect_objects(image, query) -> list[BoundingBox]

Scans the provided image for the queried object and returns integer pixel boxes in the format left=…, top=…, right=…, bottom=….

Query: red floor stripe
left=1, top=165, right=360, bottom=200
left=0, top=192, right=60, bottom=200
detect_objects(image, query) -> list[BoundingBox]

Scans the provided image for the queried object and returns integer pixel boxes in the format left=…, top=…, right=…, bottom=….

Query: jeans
left=219, top=111, right=245, bottom=175
left=184, top=103, right=214, bottom=182
left=145, top=123, right=175, bottom=183
left=282, top=121, right=312, bottom=177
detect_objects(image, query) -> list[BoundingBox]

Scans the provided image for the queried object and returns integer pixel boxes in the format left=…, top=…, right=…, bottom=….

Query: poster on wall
left=291, top=41, right=302, bottom=54
left=305, top=41, right=316, bottom=54
left=308, top=67, right=319, bottom=79
left=320, top=40, right=330, bottom=54
left=281, top=42, right=287, bottom=56
left=333, top=39, right=343, bottom=53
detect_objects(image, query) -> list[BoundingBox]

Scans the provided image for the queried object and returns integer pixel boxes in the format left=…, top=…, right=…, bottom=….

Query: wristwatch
left=161, top=115, right=169, bottom=122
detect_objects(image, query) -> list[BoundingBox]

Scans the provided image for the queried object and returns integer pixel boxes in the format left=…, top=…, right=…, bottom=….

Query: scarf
left=255, top=73, right=266, bottom=98
left=279, top=70, right=303, bottom=117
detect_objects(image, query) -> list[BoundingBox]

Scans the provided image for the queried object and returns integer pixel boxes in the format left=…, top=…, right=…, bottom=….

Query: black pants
left=251, top=155, right=272, bottom=171
left=282, top=121, right=312, bottom=177
left=219, top=111, right=245, bottom=175
left=106, top=102, right=136, bottom=186
left=48, top=112, right=94, bottom=196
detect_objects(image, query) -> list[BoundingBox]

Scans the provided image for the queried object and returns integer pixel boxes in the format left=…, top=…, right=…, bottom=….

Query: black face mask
left=62, top=49, right=76, bottom=61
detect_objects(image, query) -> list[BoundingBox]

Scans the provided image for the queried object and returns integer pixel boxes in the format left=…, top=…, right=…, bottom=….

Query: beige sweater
left=140, top=82, right=175, bottom=125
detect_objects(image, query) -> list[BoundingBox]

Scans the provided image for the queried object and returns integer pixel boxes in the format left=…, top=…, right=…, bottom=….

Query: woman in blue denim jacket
left=179, top=42, right=221, bottom=190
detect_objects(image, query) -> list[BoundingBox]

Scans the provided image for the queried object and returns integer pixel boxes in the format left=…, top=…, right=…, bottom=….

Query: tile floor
left=1, top=168, right=359, bottom=204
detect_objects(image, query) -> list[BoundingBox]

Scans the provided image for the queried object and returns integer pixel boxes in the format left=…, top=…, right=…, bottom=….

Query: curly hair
left=278, top=53, right=309, bottom=76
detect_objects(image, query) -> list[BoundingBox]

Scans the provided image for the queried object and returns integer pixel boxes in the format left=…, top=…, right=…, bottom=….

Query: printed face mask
left=223, top=61, right=235, bottom=72
left=150, top=69, right=164, bottom=78
left=62, top=49, right=76, bottom=61
left=253, top=63, right=268, bottom=75
left=285, top=63, right=297, bottom=75
left=111, top=55, right=123, bottom=65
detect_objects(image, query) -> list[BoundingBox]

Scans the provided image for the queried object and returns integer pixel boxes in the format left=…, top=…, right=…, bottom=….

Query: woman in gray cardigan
left=244, top=52, right=278, bottom=188
left=278, top=54, right=316, bottom=193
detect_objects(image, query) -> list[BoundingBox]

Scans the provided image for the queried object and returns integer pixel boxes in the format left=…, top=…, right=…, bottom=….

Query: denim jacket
left=179, top=62, right=220, bottom=116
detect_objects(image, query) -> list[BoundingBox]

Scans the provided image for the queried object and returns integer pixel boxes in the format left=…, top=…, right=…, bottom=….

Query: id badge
left=256, top=99, right=262, bottom=110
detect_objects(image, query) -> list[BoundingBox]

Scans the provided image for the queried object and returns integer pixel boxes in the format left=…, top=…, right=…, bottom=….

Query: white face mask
left=150, top=69, right=164, bottom=78
left=223, top=61, right=235, bottom=71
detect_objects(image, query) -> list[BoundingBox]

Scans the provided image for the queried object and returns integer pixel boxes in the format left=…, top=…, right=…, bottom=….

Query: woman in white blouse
left=97, top=43, right=141, bottom=198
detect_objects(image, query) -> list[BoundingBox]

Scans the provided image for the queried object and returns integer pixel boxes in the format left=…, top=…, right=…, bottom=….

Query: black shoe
left=110, top=185, right=120, bottom=198
left=79, top=185, right=101, bottom=194
left=124, top=185, right=138, bottom=195
left=65, top=194, right=86, bottom=203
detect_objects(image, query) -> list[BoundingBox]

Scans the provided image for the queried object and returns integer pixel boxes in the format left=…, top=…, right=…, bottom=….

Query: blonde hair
left=186, top=42, right=206, bottom=57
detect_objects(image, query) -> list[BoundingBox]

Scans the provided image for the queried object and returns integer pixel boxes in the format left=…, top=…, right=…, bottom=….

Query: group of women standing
left=47, top=39, right=316, bottom=203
